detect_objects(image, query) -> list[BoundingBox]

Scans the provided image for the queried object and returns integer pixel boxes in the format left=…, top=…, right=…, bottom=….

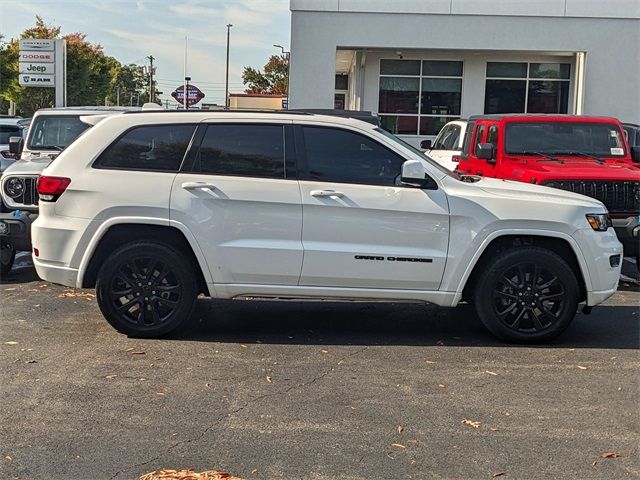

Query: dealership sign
left=19, top=39, right=55, bottom=51
left=20, top=74, right=55, bottom=86
left=19, top=51, right=55, bottom=63
left=171, top=84, right=205, bottom=106
left=20, top=62, right=54, bottom=74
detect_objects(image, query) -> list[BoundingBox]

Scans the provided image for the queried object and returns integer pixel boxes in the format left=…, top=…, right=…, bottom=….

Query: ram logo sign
left=21, top=74, right=55, bottom=86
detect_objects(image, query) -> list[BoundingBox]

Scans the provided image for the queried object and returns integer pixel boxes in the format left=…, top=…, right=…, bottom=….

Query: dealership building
left=288, top=0, right=640, bottom=145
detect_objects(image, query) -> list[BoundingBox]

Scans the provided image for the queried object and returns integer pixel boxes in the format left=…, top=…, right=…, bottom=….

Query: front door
left=296, top=125, right=450, bottom=290
left=170, top=122, right=303, bottom=286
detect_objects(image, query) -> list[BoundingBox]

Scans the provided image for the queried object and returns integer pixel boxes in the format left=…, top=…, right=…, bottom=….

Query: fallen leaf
left=251, top=469, right=258, bottom=474
left=505, top=412, right=512, bottom=416
left=462, top=419, right=481, bottom=428
left=391, top=443, right=406, bottom=449
left=492, top=472, right=506, bottom=478
left=592, top=461, right=598, bottom=467
left=156, top=392, right=165, bottom=396
left=204, top=383, right=211, bottom=388
left=240, top=344, right=248, bottom=349
left=139, top=469, right=244, bottom=480
left=130, top=350, right=145, bottom=355
left=484, top=370, right=498, bottom=376
left=4, top=341, right=18, bottom=345
left=490, top=427, right=500, bottom=432
left=397, top=425, right=404, bottom=434
left=266, top=376, right=272, bottom=383
left=4, top=287, right=16, bottom=291
left=600, top=452, right=620, bottom=458
left=437, top=384, right=446, bottom=388
left=577, top=365, right=588, bottom=370
left=425, top=360, right=437, bottom=364
left=105, top=375, right=117, bottom=379
left=320, top=349, right=328, bottom=354
left=4, top=455, right=12, bottom=461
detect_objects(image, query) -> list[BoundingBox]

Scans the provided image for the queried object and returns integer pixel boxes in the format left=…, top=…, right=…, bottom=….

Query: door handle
left=182, top=181, right=217, bottom=191
left=310, top=189, right=344, bottom=198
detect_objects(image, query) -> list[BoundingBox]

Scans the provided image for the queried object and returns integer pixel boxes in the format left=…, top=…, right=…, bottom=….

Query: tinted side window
left=95, top=124, right=196, bottom=171
left=302, top=126, right=405, bottom=186
left=460, top=121, right=475, bottom=160
left=197, top=124, right=285, bottom=179
left=474, top=124, right=486, bottom=156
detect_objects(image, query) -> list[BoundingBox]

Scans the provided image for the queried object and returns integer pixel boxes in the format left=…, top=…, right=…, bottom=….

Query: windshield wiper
left=551, top=151, right=604, bottom=164
left=514, top=151, right=563, bottom=163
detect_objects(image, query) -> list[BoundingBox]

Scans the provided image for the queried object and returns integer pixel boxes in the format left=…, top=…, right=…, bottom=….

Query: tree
left=0, top=16, right=155, bottom=116
left=242, top=54, right=288, bottom=95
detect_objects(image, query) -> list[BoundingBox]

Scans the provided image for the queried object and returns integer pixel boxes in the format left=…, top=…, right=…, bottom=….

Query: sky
left=0, top=0, right=292, bottom=106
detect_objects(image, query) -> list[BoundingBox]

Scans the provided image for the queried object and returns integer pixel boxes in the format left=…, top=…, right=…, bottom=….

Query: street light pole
left=225, top=24, right=233, bottom=109
left=273, top=44, right=290, bottom=107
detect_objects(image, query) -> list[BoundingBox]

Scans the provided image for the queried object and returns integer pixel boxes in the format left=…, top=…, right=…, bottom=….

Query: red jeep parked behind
left=454, top=115, right=640, bottom=260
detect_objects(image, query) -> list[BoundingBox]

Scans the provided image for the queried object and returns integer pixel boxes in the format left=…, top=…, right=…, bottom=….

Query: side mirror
left=476, top=143, right=495, bottom=163
left=9, top=136, right=23, bottom=156
left=420, top=139, right=432, bottom=150
left=401, top=160, right=437, bottom=189
left=631, top=146, right=640, bottom=163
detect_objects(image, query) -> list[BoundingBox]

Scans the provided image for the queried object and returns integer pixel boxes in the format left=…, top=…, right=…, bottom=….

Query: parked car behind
left=454, top=114, right=640, bottom=261
left=422, top=119, right=467, bottom=171
left=0, top=107, right=138, bottom=277
left=30, top=110, right=622, bottom=343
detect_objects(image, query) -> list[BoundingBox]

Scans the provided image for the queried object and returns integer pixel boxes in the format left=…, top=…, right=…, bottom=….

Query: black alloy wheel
left=474, top=247, right=579, bottom=343
left=96, top=242, right=197, bottom=337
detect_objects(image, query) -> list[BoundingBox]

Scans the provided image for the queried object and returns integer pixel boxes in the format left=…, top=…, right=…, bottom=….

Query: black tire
left=0, top=244, right=16, bottom=278
left=96, top=241, right=197, bottom=337
left=474, top=246, right=579, bottom=343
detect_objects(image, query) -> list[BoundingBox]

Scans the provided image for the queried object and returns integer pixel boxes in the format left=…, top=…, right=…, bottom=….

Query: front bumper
left=0, top=210, right=36, bottom=252
left=612, top=215, right=639, bottom=257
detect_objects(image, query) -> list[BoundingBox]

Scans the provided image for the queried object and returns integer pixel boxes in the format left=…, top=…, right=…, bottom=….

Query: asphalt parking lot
left=1, top=255, right=639, bottom=480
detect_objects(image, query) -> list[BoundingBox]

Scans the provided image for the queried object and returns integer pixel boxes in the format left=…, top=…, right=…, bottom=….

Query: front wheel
left=474, top=247, right=579, bottom=343
left=96, top=242, right=197, bottom=337
left=0, top=243, right=16, bottom=278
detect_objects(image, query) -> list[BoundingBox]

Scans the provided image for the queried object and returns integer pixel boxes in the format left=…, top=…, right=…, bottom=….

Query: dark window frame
left=294, top=124, right=410, bottom=187
left=92, top=123, right=199, bottom=173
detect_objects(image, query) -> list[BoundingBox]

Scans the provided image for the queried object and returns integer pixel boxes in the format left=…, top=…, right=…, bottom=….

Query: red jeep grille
left=541, top=180, right=640, bottom=214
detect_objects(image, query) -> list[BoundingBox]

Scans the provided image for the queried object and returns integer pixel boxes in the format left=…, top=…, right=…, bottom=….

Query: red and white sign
left=19, top=51, right=54, bottom=63
left=171, top=84, right=205, bottom=107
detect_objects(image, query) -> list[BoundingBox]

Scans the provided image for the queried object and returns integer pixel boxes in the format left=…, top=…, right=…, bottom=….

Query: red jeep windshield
left=505, top=122, right=626, bottom=158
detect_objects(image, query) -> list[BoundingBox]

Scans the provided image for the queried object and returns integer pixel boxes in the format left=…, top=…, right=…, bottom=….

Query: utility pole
left=225, top=24, right=233, bottom=109
left=147, top=55, right=155, bottom=103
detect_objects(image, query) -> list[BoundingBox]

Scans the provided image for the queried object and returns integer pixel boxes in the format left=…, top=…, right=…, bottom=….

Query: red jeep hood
left=509, top=157, right=640, bottom=181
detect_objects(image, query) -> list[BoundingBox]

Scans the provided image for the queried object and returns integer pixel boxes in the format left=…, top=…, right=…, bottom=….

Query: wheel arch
left=78, top=219, right=211, bottom=294
left=457, top=232, right=589, bottom=304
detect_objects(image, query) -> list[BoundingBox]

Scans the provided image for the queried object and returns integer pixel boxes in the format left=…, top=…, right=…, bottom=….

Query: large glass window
left=94, top=124, right=196, bottom=171
left=197, top=124, right=285, bottom=178
left=301, top=126, right=406, bottom=186
left=379, top=59, right=463, bottom=136
left=485, top=62, right=571, bottom=114
left=27, top=115, right=90, bottom=151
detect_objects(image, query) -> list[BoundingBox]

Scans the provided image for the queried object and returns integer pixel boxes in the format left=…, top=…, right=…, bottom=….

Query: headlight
left=586, top=213, right=612, bottom=231
left=5, top=177, right=24, bottom=198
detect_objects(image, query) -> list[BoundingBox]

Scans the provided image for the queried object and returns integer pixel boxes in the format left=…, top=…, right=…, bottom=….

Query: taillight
left=37, top=176, right=71, bottom=201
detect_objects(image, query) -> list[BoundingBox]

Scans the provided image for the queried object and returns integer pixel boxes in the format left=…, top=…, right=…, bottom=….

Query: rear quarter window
left=94, top=124, right=196, bottom=172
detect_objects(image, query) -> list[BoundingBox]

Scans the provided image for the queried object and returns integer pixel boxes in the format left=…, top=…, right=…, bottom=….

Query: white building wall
left=289, top=2, right=640, bottom=123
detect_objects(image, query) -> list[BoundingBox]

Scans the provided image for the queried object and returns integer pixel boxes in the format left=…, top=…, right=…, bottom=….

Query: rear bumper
left=0, top=211, right=36, bottom=252
left=612, top=216, right=639, bottom=257
left=32, top=257, right=79, bottom=287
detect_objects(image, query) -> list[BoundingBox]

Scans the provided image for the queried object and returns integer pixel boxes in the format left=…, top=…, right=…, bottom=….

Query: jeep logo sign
left=19, top=62, right=54, bottom=75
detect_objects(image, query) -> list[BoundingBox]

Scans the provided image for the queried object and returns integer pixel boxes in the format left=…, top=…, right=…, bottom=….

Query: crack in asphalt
left=108, top=345, right=369, bottom=479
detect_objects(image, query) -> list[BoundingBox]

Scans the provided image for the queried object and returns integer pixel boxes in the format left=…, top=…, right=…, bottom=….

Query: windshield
left=26, top=115, right=90, bottom=151
left=374, top=127, right=459, bottom=179
left=0, top=125, right=21, bottom=144
left=505, top=122, right=627, bottom=158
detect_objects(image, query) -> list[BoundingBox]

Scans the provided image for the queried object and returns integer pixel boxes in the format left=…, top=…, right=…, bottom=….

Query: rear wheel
left=474, top=247, right=579, bottom=343
left=96, top=242, right=197, bottom=337
left=0, top=243, right=16, bottom=278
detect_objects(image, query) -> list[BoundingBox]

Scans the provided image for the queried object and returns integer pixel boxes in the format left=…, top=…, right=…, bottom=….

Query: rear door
left=297, top=124, right=449, bottom=290
left=170, top=121, right=303, bottom=286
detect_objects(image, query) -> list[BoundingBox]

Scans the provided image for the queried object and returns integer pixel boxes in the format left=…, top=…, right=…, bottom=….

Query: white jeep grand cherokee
left=31, top=111, right=622, bottom=342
